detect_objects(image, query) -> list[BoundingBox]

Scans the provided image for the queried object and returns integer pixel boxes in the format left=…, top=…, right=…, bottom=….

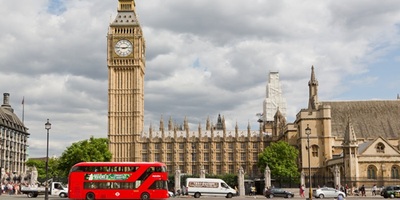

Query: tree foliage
left=258, top=141, right=299, bottom=178
left=26, top=158, right=60, bottom=182
left=57, top=137, right=112, bottom=177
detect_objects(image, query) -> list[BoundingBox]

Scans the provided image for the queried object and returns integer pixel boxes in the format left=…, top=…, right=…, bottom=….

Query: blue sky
left=340, top=49, right=400, bottom=100
left=0, top=0, right=399, bottom=158
left=47, top=0, right=66, bottom=15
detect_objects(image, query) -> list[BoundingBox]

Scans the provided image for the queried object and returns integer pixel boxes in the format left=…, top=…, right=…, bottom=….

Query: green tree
left=57, top=137, right=112, bottom=177
left=26, top=157, right=60, bottom=182
left=258, top=141, right=300, bottom=178
left=26, top=159, right=45, bottom=180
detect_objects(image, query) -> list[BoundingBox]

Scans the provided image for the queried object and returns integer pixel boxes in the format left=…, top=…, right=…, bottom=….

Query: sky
left=0, top=0, right=399, bottom=158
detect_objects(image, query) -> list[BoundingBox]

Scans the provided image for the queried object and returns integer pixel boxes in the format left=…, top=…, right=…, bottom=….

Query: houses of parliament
left=107, top=0, right=400, bottom=187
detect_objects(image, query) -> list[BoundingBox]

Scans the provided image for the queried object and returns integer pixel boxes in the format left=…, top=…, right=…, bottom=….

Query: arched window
left=367, top=165, right=377, bottom=179
left=376, top=143, right=385, bottom=153
left=392, top=166, right=400, bottom=179
left=312, top=145, right=319, bottom=157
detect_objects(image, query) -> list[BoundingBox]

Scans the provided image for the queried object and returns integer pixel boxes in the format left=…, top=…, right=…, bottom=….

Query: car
left=313, top=187, right=346, bottom=199
left=265, top=188, right=294, bottom=198
left=381, top=185, right=400, bottom=198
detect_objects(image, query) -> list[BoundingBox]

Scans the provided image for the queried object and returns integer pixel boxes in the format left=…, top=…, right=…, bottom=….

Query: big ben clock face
left=114, top=39, right=133, bottom=57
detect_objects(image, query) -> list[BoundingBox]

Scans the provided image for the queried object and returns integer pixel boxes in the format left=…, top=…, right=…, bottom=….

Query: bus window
left=135, top=180, right=142, bottom=188
left=130, top=167, right=138, bottom=172
left=149, top=180, right=167, bottom=189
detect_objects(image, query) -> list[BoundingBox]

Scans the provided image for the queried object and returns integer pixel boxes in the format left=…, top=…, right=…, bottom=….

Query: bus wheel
left=194, top=192, right=201, bottom=198
left=141, top=192, right=150, bottom=200
left=86, top=192, right=95, bottom=200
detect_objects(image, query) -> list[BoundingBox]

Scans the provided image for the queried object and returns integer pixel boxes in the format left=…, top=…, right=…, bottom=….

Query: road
left=0, top=194, right=386, bottom=200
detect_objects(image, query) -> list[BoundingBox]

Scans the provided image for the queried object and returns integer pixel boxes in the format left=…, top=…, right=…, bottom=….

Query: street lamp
left=305, top=124, right=312, bottom=200
left=44, top=119, right=51, bottom=200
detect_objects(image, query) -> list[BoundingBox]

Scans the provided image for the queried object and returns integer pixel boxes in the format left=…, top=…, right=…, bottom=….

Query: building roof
left=0, top=106, right=27, bottom=133
left=323, top=100, right=400, bottom=139
left=0, top=93, right=28, bottom=133
left=111, top=11, right=140, bottom=26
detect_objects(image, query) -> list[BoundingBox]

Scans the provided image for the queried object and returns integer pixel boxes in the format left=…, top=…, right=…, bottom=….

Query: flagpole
left=22, top=96, right=25, bottom=124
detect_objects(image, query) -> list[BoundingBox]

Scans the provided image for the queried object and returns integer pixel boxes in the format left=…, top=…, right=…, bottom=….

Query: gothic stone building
left=141, top=115, right=275, bottom=177
left=282, top=66, right=400, bottom=188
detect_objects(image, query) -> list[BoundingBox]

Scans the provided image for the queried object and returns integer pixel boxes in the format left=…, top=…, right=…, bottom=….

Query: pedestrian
left=7, top=183, right=13, bottom=195
left=14, top=183, right=20, bottom=195
left=360, top=184, right=366, bottom=197
left=181, top=185, right=186, bottom=196
left=372, top=184, right=377, bottom=196
left=350, top=185, right=354, bottom=196
left=263, top=186, right=268, bottom=196
left=250, top=185, right=256, bottom=196
left=300, top=184, right=305, bottom=197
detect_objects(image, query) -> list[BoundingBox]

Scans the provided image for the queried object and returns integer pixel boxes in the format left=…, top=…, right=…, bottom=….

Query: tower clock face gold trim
left=115, top=39, right=133, bottom=57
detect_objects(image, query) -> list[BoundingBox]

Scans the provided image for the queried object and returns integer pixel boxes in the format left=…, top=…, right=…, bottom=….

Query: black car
left=265, top=188, right=294, bottom=198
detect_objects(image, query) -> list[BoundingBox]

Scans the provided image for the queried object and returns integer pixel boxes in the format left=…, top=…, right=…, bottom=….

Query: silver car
left=313, top=187, right=346, bottom=199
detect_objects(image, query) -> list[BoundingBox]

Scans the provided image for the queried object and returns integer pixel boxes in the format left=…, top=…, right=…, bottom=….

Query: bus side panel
left=68, top=173, right=83, bottom=199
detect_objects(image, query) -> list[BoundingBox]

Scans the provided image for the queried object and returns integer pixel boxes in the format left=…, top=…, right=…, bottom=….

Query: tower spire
left=343, top=117, right=357, bottom=145
left=308, top=66, right=319, bottom=110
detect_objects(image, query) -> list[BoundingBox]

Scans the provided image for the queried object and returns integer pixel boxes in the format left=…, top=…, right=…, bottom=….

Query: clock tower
left=107, top=0, right=145, bottom=162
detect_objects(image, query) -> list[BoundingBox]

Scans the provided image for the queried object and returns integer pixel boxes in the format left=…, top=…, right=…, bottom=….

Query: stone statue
left=331, top=165, right=341, bottom=188
left=264, top=165, right=271, bottom=189
left=200, top=166, right=206, bottom=178
left=174, top=167, right=181, bottom=195
left=238, top=166, right=245, bottom=197
left=30, top=166, right=38, bottom=186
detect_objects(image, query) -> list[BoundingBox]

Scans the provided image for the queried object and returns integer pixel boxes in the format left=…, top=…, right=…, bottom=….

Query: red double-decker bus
left=68, top=162, right=169, bottom=200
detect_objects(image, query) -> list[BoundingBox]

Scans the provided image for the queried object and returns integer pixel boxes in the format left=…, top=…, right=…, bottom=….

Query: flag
left=22, top=96, right=25, bottom=105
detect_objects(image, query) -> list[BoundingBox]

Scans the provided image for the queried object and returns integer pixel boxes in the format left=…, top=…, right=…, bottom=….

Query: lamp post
left=44, top=119, right=51, bottom=200
left=305, top=124, right=312, bottom=200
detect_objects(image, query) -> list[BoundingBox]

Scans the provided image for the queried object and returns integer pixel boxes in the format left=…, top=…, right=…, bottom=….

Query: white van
left=186, top=178, right=236, bottom=198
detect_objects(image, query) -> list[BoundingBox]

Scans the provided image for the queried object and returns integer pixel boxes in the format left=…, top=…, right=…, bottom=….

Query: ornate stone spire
left=184, top=116, right=189, bottom=131
left=308, top=66, right=319, bottom=110
left=216, top=114, right=223, bottom=130
left=168, top=116, right=173, bottom=131
left=206, top=116, right=211, bottom=130
left=159, top=115, right=164, bottom=131
left=343, top=117, right=357, bottom=145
